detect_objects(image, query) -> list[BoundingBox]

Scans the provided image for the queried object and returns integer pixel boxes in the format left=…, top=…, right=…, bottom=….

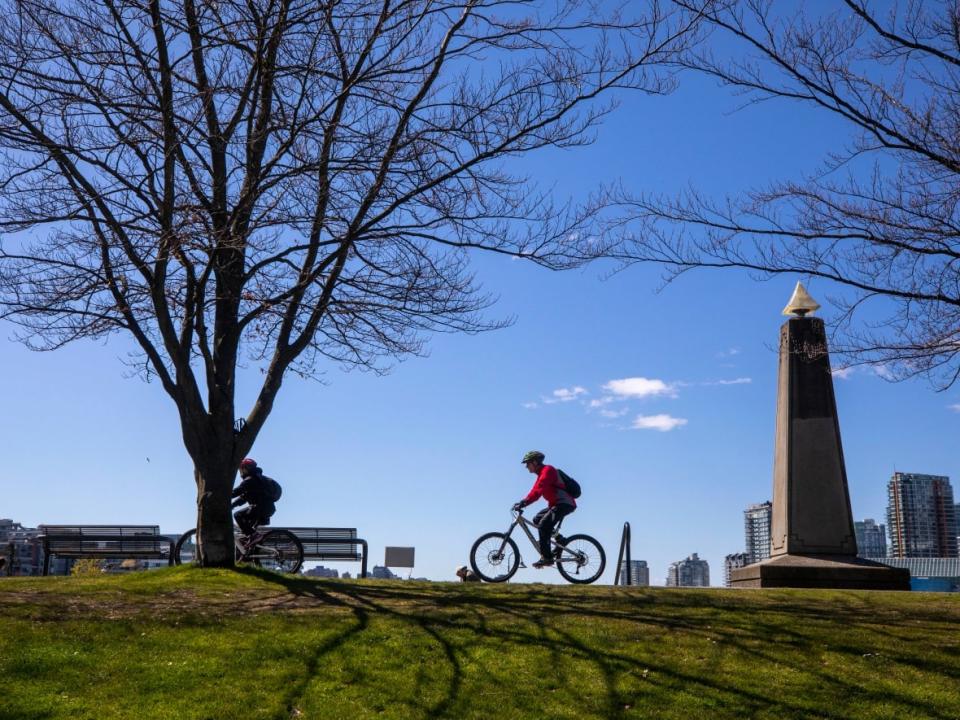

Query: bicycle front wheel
left=555, top=533, right=606, bottom=584
left=250, top=529, right=304, bottom=574
left=470, top=532, right=520, bottom=582
left=173, top=529, right=198, bottom=565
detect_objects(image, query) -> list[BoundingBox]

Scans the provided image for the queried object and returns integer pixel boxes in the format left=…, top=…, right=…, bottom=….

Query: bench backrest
left=38, top=525, right=169, bottom=556
left=275, top=527, right=361, bottom=561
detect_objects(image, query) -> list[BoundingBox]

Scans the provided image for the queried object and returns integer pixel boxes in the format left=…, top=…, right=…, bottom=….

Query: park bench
left=272, top=527, right=368, bottom=579
left=38, top=524, right=174, bottom=576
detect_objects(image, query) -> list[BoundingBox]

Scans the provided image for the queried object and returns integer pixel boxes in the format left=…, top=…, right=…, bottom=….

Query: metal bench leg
left=360, top=539, right=368, bottom=579
left=42, top=549, right=50, bottom=577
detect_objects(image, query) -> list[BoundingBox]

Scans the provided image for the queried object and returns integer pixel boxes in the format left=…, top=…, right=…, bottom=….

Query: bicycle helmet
left=521, top=450, right=545, bottom=464
left=239, top=458, right=258, bottom=475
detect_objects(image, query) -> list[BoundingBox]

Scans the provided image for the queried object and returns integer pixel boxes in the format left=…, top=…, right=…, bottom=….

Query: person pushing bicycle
left=512, top=450, right=576, bottom=569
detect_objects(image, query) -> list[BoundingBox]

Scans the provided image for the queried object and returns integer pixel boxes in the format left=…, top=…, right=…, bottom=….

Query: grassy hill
left=1, top=567, right=958, bottom=720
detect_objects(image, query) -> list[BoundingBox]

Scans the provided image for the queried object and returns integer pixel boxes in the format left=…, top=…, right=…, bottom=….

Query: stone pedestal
left=731, top=553, right=909, bottom=590
left=730, top=315, right=909, bottom=590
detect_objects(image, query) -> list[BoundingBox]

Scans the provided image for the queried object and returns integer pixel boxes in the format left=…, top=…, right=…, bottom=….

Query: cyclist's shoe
left=532, top=558, right=554, bottom=569
left=553, top=535, right=566, bottom=559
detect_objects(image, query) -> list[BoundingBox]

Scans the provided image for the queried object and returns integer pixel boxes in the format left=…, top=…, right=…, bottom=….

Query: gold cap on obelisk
left=782, top=281, right=820, bottom=317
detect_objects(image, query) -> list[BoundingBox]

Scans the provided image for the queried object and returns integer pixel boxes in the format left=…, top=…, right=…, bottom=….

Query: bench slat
left=271, top=527, right=364, bottom=562
left=39, top=525, right=173, bottom=574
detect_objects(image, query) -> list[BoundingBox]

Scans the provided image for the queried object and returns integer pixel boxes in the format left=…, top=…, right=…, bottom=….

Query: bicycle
left=469, top=507, right=606, bottom=584
left=174, top=526, right=304, bottom=574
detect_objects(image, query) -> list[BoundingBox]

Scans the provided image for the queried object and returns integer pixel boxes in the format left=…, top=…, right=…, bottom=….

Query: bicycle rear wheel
left=250, top=529, right=304, bottom=574
left=555, top=533, right=605, bottom=584
left=470, top=532, right=520, bottom=582
left=173, top=529, right=198, bottom=565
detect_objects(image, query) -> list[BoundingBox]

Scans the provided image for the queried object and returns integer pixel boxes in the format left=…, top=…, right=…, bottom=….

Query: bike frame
left=500, top=509, right=573, bottom=566
left=235, top=530, right=263, bottom=561
left=174, top=526, right=302, bottom=573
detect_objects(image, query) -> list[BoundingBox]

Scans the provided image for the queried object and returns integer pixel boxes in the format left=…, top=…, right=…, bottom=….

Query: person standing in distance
left=512, top=450, right=576, bottom=568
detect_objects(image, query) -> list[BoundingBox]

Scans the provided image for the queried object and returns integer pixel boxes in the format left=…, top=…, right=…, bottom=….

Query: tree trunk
left=194, top=467, right=236, bottom=567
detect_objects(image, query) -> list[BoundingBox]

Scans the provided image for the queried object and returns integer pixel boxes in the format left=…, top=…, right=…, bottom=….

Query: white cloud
left=542, top=386, right=588, bottom=404
left=949, top=404, right=960, bottom=413
left=717, top=347, right=741, bottom=359
left=831, top=367, right=854, bottom=380
left=603, top=377, right=676, bottom=399
left=703, top=377, right=752, bottom=386
left=631, top=414, right=688, bottom=432
left=522, top=402, right=539, bottom=410
left=588, top=397, right=615, bottom=408
left=599, top=407, right=629, bottom=419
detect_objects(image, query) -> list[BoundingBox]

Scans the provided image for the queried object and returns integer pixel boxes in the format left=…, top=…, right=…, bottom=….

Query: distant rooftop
left=877, top=558, right=960, bottom=577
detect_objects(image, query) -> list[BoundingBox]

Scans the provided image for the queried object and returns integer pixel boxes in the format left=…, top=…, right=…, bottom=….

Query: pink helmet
left=240, top=458, right=258, bottom=471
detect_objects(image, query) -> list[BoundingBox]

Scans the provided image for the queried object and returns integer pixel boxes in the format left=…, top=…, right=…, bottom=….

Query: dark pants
left=533, top=504, right=575, bottom=559
left=234, top=504, right=274, bottom=536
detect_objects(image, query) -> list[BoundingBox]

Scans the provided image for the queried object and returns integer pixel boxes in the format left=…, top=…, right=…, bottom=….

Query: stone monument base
left=729, top=554, right=910, bottom=590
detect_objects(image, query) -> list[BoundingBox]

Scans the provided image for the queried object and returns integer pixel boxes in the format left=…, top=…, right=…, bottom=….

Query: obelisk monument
left=730, top=283, right=910, bottom=589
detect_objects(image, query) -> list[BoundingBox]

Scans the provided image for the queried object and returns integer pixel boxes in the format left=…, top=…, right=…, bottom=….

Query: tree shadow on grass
left=0, top=708, right=54, bottom=720
left=234, top=569, right=960, bottom=720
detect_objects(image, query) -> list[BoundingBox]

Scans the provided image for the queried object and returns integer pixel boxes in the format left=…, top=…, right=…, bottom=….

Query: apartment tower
left=887, top=473, right=958, bottom=558
left=744, top=501, right=772, bottom=563
left=854, top=519, right=887, bottom=559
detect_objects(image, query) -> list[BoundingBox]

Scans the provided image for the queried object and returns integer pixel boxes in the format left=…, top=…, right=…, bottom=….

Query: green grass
left=1, top=567, right=959, bottom=720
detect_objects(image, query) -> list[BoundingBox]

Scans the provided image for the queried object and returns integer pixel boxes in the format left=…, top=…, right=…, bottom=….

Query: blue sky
left=3, top=68, right=958, bottom=585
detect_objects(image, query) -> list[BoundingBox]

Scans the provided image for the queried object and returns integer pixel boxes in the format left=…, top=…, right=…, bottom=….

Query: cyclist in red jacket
left=512, top=450, right=576, bottom=568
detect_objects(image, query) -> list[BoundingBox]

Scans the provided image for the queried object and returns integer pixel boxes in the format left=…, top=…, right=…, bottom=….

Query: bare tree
left=616, top=0, right=960, bottom=388
left=0, top=0, right=707, bottom=565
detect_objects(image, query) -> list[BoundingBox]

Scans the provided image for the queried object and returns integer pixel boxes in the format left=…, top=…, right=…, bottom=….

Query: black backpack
left=262, top=475, right=283, bottom=503
left=557, top=469, right=582, bottom=499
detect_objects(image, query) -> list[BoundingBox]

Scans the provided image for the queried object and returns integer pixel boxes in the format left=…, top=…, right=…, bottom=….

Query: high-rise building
left=887, top=473, right=959, bottom=558
left=854, top=519, right=887, bottom=558
left=618, top=560, right=649, bottom=586
left=666, top=553, right=710, bottom=587
left=724, top=553, right=749, bottom=587
left=744, top=501, right=772, bottom=563
left=956, top=503, right=960, bottom=550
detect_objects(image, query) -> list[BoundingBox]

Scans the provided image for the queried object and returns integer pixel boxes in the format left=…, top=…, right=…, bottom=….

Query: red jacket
left=523, top=464, right=576, bottom=508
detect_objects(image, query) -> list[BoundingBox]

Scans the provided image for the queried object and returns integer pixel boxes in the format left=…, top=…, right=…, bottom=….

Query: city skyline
left=6, top=471, right=957, bottom=582
left=725, top=473, right=960, bottom=587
